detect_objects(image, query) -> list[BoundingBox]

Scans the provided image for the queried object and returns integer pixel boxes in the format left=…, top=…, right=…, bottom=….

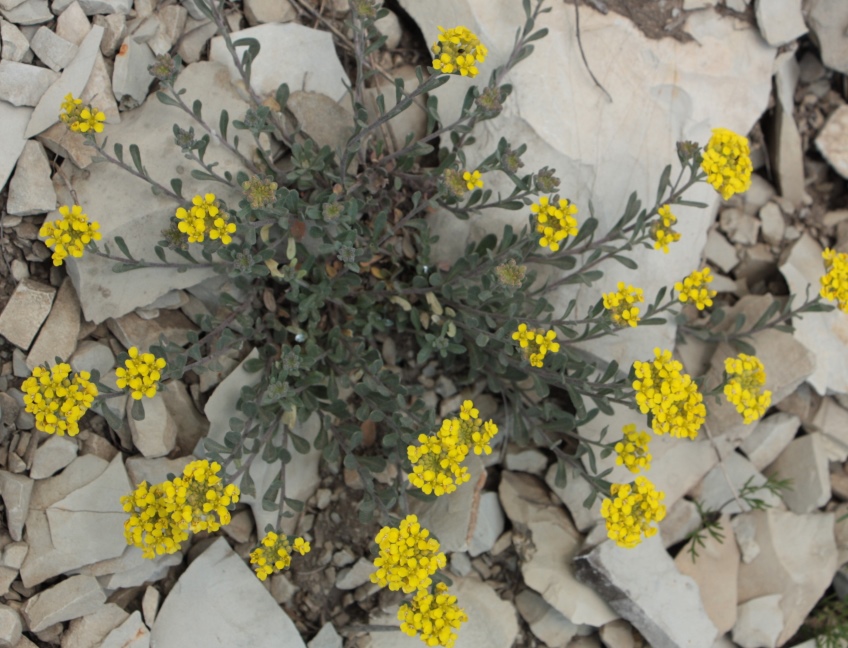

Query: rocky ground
left=0, top=0, right=847, bottom=647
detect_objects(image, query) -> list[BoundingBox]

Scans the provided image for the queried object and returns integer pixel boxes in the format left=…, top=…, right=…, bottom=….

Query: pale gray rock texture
left=30, top=435, right=79, bottom=479
left=62, top=603, right=130, bottom=648
left=6, top=139, right=56, bottom=215
left=817, top=105, right=848, bottom=181
left=0, top=60, right=59, bottom=106
left=0, top=278, right=55, bottom=349
left=754, top=0, right=806, bottom=46
left=151, top=538, right=306, bottom=648
left=807, top=0, right=848, bottom=75
left=23, top=574, right=105, bottom=632
left=30, top=25, right=78, bottom=71
left=26, top=277, right=81, bottom=369
left=0, top=470, right=33, bottom=541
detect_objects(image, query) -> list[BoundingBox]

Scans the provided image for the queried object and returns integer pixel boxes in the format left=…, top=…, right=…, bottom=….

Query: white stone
left=62, top=603, right=130, bottom=648
left=758, top=203, right=784, bottom=246
left=1, top=0, right=51, bottom=24
left=363, top=64, right=428, bottom=153
left=93, top=13, right=125, bottom=56
left=807, top=0, right=848, bottom=76
left=7, top=140, right=56, bottom=215
left=81, top=545, right=181, bottom=589
left=1, top=20, right=30, bottom=62
left=817, top=105, right=848, bottom=181
left=599, top=620, right=636, bottom=648
left=375, top=10, right=402, bottom=49
left=720, top=208, right=760, bottom=246
left=243, top=0, right=295, bottom=26
left=369, top=575, right=519, bottom=648
left=690, top=452, right=782, bottom=515
left=737, top=509, right=837, bottom=645
left=808, top=397, right=848, bottom=461
left=499, top=471, right=616, bottom=626
left=504, top=447, right=547, bottom=475
left=739, top=412, right=799, bottom=470
left=0, top=470, right=33, bottom=541
left=732, top=595, right=783, bottom=648
left=658, top=498, right=701, bottom=548
left=25, top=25, right=103, bottom=138
left=307, top=623, right=342, bottom=648
left=0, top=0, right=25, bottom=11
left=545, top=462, right=602, bottom=532
left=70, top=340, right=116, bottom=375
left=574, top=535, right=718, bottom=648
left=82, top=51, right=119, bottom=122
left=148, top=4, right=186, bottom=55
left=176, top=17, right=216, bottom=64
left=2, top=542, right=28, bottom=569
left=754, top=0, right=806, bottom=46
left=764, top=433, right=829, bottom=513
left=125, top=455, right=193, bottom=486
left=71, top=0, right=132, bottom=14
left=56, top=2, right=92, bottom=46
left=127, top=393, right=177, bottom=458
left=780, top=234, right=848, bottom=395
left=0, top=60, right=59, bottom=106
left=772, top=56, right=806, bottom=206
left=203, top=349, right=321, bottom=535
left=142, top=586, right=160, bottom=627
left=23, top=574, right=106, bottom=632
left=411, top=454, right=485, bottom=553
left=209, top=23, right=349, bottom=102
left=30, top=26, right=78, bottom=71
left=515, top=589, right=579, bottom=647
left=26, top=277, right=81, bottom=369
left=0, top=604, right=22, bottom=648
left=151, top=537, right=306, bottom=648
left=111, top=35, right=153, bottom=107
left=100, top=611, right=149, bottom=648
left=30, top=435, right=79, bottom=479
left=160, top=380, right=208, bottom=454
left=704, top=228, right=738, bottom=273
left=468, top=491, right=505, bottom=557
left=675, top=515, right=739, bottom=634
left=335, top=557, right=374, bottom=590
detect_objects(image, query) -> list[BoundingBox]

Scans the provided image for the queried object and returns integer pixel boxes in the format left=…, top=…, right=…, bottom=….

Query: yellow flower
left=615, top=424, right=652, bottom=473
left=175, top=193, right=221, bottom=244
left=701, top=127, right=753, bottom=200
left=601, top=476, right=666, bottom=549
left=602, top=282, right=644, bottom=328
left=59, top=93, right=105, bottom=134
left=40, top=204, right=102, bottom=266
left=674, top=267, right=717, bottom=310
left=632, top=348, right=706, bottom=440
left=462, top=169, right=483, bottom=191
left=22, top=363, right=97, bottom=436
left=249, top=531, right=311, bottom=581
left=208, top=216, right=237, bottom=245
left=821, top=248, right=848, bottom=313
left=531, top=196, right=579, bottom=252
left=399, top=583, right=468, bottom=648
left=651, top=205, right=681, bottom=253
left=724, top=353, right=771, bottom=425
left=370, top=514, right=446, bottom=594
left=512, top=323, right=560, bottom=368
left=431, top=26, right=488, bottom=78
left=407, top=421, right=470, bottom=496
left=115, top=346, right=167, bottom=400
left=121, top=460, right=240, bottom=559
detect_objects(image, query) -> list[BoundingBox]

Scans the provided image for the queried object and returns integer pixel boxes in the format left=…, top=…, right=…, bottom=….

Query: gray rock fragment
left=6, top=139, right=56, bottom=215
left=30, top=26, right=79, bottom=71
left=23, top=574, right=106, bottom=632
left=0, top=60, right=59, bottom=106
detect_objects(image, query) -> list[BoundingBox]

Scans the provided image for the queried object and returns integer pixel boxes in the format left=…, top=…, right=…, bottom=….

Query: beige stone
left=0, top=279, right=55, bottom=349
left=26, top=278, right=81, bottom=369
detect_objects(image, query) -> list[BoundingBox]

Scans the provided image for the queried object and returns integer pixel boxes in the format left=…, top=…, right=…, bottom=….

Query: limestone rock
left=6, top=139, right=56, bottom=215
left=142, top=586, right=160, bottom=626
left=23, top=574, right=106, bottom=632
left=704, top=228, right=738, bottom=274
left=93, top=13, right=125, bottom=56
left=1, top=20, right=30, bottom=62
left=689, top=452, right=782, bottom=515
left=0, top=603, right=22, bottom=648
left=817, top=105, right=848, bottom=180
left=499, top=471, right=616, bottom=626
left=127, top=393, right=177, bottom=458
left=26, top=277, right=81, bottom=369
left=375, top=9, right=402, bottom=49
left=754, top=0, right=805, bottom=46
left=546, top=462, right=602, bottom=532
left=243, top=0, right=295, bottom=26
left=764, top=433, right=829, bottom=513
left=574, top=535, right=718, bottom=648
left=160, top=380, right=208, bottom=454
left=808, top=397, right=848, bottom=461
left=56, top=1, right=91, bottom=45
left=0, top=0, right=51, bottom=25
left=62, top=603, right=130, bottom=648
left=807, top=0, right=848, bottom=76
left=363, top=65, right=428, bottom=151
left=675, top=515, right=739, bottom=634
left=0, top=470, right=33, bottom=541
left=737, top=509, right=837, bottom=645
left=125, top=455, right=193, bottom=486
left=771, top=56, right=806, bottom=206
left=287, top=91, right=353, bottom=152
left=148, top=4, right=186, bottom=56
left=176, top=17, right=217, bottom=63
left=515, top=589, right=579, bottom=647
left=739, top=412, right=799, bottom=470
left=334, top=557, right=374, bottom=590
left=0, top=60, right=58, bottom=106
left=307, top=623, right=342, bottom=648
left=30, top=26, right=78, bottom=71
left=80, top=545, right=181, bottom=589
left=732, top=595, right=783, bottom=648
left=0, top=101, right=35, bottom=192
left=468, top=491, right=505, bottom=557
left=658, top=498, right=701, bottom=548
left=107, top=310, right=197, bottom=351
left=111, top=36, right=154, bottom=105
left=151, top=538, right=306, bottom=648
left=758, top=203, right=785, bottom=246
left=70, top=340, right=116, bottom=375
left=30, top=435, right=79, bottom=479
left=504, top=447, right=547, bottom=475
left=720, top=208, right=759, bottom=246
left=100, top=611, right=149, bottom=648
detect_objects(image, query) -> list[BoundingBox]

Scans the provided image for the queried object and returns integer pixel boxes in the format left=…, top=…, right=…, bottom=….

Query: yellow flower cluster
left=700, top=127, right=753, bottom=200
left=22, top=364, right=98, bottom=436
left=175, top=193, right=236, bottom=244
left=632, top=348, right=706, bottom=440
left=512, top=323, right=560, bottom=368
left=531, top=196, right=579, bottom=252
left=116, top=347, right=167, bottom=400
left=59, top=93, right=105, bottom=134
left=615, top=424, right=652, bottom=473
left=249, top=531, right=310, bottom=581
left=674, top=267, right=717, bottom=311
left=40, top=204, right=102, bottom=266
left=602, top=282, right=644, bottom=328
left=463, top=170, right=483, bottom=190
left=121, top=460, right=240, bottom=559
left=407, top=400, right=499, bottom=496
left=724, top=353, right=772, bottom=424
left=370, top=514, right=447, bottom=594
left=431, top=26, right=488, bottom=78
left=651, top=205, right=681, bottom=253
left=399, top=583, right=469, bottom=648
left=821, top=248, right=848, bottom=313
left=600, top=476, right=666, bottom=549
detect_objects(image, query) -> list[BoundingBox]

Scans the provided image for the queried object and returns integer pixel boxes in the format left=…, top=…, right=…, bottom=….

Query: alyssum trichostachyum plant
left=22, top=0, right=838, bottom=644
